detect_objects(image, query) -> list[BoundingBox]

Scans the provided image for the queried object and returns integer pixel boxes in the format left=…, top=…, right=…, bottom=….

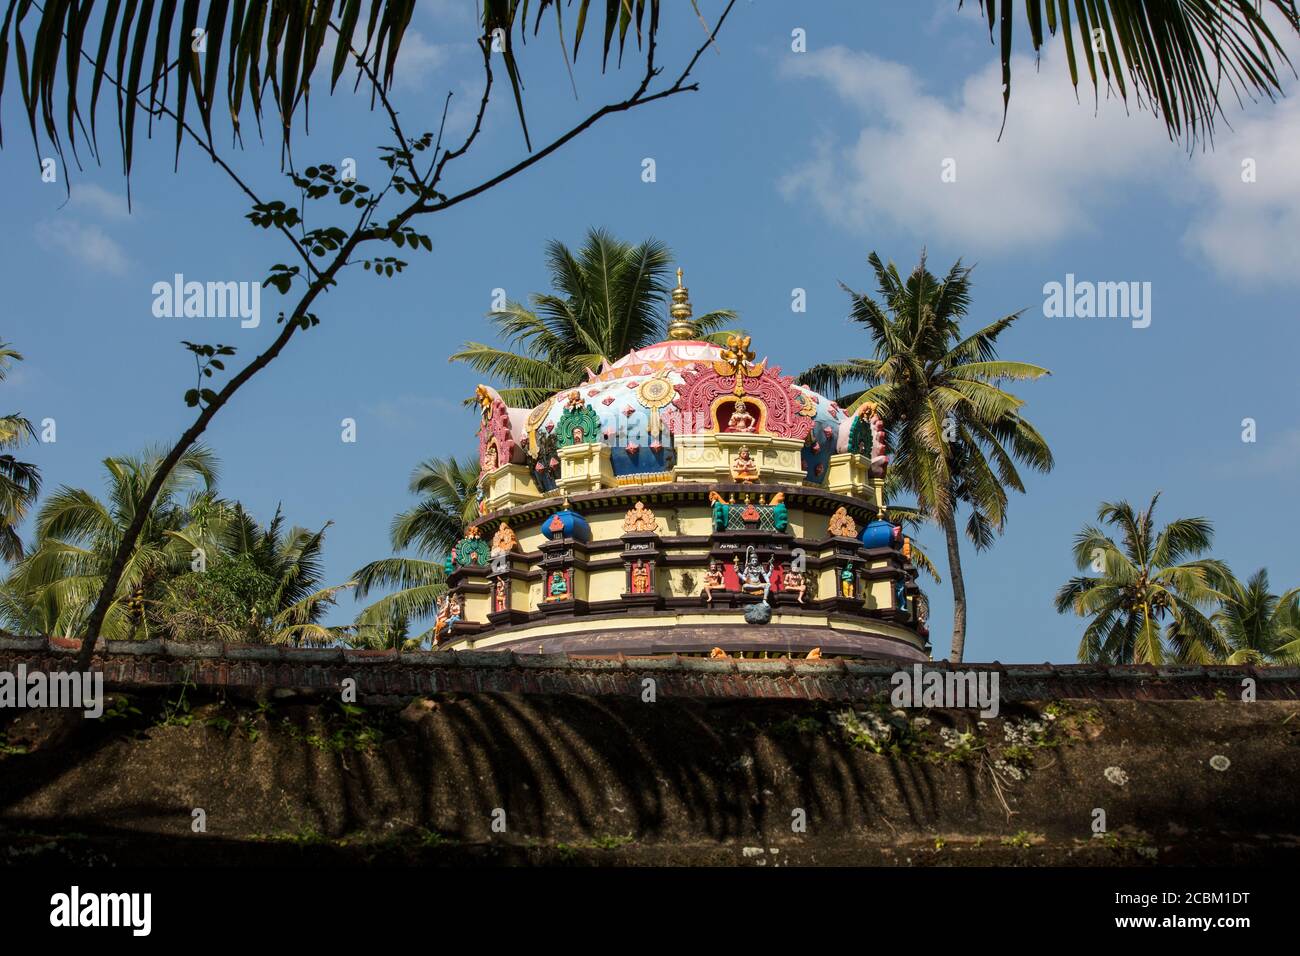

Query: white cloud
left=1182, top=95, right=1300, bottom=283
left=64, top=182, right=131, bottom=220
left=778, top=46, right=1172, bottom=249
left=391, top=30, right=450, bottom=91
left=35, top=219, right=130, bottom=275
left=778, top=45, right=1300, bottom=283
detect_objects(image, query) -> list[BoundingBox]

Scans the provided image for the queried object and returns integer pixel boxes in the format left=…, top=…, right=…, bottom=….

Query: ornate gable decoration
left=452, top=524, right=492, bottom=567
left=848, top=402, right=887, bottom=455
left=846, top=401, right=890, bottom=477
left=828, top=507, right=858, bottom=538
left=668, top=335, right=814, bottom=442
left=623, top=501, right=658, bottom=533
left=556, top=391, right=602, bottom=447
left=476, top=385, right=519, bottom=471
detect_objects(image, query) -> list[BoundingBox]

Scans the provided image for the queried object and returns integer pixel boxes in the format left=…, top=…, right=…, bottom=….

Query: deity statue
left=783, top=564, right=807, bottom=604
left=724, top=398, right=758, bottom=434
left=434, top=593, right=462, bottom=639
left=730, top=445, right=759, bottom=483
left=630, top=559, right=652, bottom=595
left=493, top=577, right=508, bottom=613
left=491, top=521, right=518, bottom=555
left=828, top=506, right=857, bottom=538
left=483, top=441, right=498, bottom=472
left=734, top=547, right=773, bottom=601
left=840, top=563, right=856, bottom=599
left=547, top=569, right=570, bottom=601
left=622, top=501, right=658, bottom=534
left=702, top=560, right=725, bottom=606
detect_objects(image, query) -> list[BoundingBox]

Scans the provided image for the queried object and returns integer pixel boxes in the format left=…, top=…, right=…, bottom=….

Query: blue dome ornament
left=861, top=519, right=896, bottom=550
left=544, top=504, right=591, bottom=543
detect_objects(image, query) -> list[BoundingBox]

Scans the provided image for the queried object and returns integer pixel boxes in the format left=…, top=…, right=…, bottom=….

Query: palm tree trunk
left=941, top=512, right=968, bottom=663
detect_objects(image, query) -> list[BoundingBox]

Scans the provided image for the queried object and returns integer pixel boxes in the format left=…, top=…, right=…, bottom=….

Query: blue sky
left=2, top=1, right=1297, bottom=663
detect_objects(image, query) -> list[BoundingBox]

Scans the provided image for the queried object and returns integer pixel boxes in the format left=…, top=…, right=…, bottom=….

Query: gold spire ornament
left=667, top=267, right=695, bottom=340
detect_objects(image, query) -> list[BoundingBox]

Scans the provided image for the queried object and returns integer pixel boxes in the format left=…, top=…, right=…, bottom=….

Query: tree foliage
left=0, top=342, right=40, bottom=563
left=799, top=251, right=1053, bottom=662
left=1056, top=492, right=1230, bottom=663
left=451, top=227, right=739, bottom=408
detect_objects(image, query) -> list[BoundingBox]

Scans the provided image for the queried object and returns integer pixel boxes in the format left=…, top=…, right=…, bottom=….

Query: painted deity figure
left=483, top=441, right=498, bottom=472
left=491, top=521, right=517, bottom=555
left=493, top=577, right=508, bottom=613
left=724, top=398, right=757, bottom=434
left=730, top=445, right=759, bottom=483
left=434, top=593, right=462, bottom=639
left=734, top=547, right=773, bottom=601
left=631, top=560, right=652, bottom=595
left=784, top=564, right=807, bottom=604
left=840, top=563, right=856, bottom=599
left=702, top=561, right=726, bottom=606
left=547, top=569, right=570, bottom=601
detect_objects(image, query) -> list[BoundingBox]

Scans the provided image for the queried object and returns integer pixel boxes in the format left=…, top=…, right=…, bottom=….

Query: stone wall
left=1, top=635, right=1297, bottom=701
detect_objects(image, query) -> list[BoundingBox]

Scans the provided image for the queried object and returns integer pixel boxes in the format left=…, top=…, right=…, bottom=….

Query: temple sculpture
left=437, top=268, right=929, bottom=661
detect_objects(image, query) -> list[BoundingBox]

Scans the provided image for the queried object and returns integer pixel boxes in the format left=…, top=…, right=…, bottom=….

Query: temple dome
left=511, top=338, right=851, bottom=486
left=449, top=272, right=918, bottom=662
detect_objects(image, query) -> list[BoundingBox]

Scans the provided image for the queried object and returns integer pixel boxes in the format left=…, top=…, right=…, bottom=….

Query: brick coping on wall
left=1, top=635, right=1298, bottom=702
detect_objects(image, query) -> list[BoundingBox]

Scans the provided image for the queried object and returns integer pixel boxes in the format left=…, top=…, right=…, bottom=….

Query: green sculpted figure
left=770, top=492, right=789, bottom=533
left=710, top=490, right=729, bottom=532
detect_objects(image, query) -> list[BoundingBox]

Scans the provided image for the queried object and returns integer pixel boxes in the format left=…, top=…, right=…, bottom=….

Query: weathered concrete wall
left=1, top=640, right=1298, bottom=866
left=2, top=636, right=1297, bottom=702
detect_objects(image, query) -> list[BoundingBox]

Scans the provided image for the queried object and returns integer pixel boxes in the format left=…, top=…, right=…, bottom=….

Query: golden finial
left=667, top=267, right=695, bottom=340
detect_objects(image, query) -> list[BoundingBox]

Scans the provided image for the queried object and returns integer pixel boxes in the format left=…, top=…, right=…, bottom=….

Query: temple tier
left=434, top=271, right=928, bottom=661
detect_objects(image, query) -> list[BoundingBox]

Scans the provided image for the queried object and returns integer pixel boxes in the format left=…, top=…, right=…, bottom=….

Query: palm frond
left=1, top=0, right=671, bottom=181
left=972, top=0, right=1300, bottom=147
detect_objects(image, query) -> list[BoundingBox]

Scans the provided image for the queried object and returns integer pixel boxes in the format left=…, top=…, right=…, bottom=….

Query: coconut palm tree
left=5, top=446, right=218, bottom=639
left=1210, top=568, right=1300, bottom=664
left=161, top=502, right=352, bottom=645
left=800, top=251, right=1053, bottom=662
left=352, top=455, right=480, bottom=647
left=0, top=343, right=41, bottom=563
left=1055, top=493, right=1230, bottom=664
left=450, top=228, right=739, bottom=407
